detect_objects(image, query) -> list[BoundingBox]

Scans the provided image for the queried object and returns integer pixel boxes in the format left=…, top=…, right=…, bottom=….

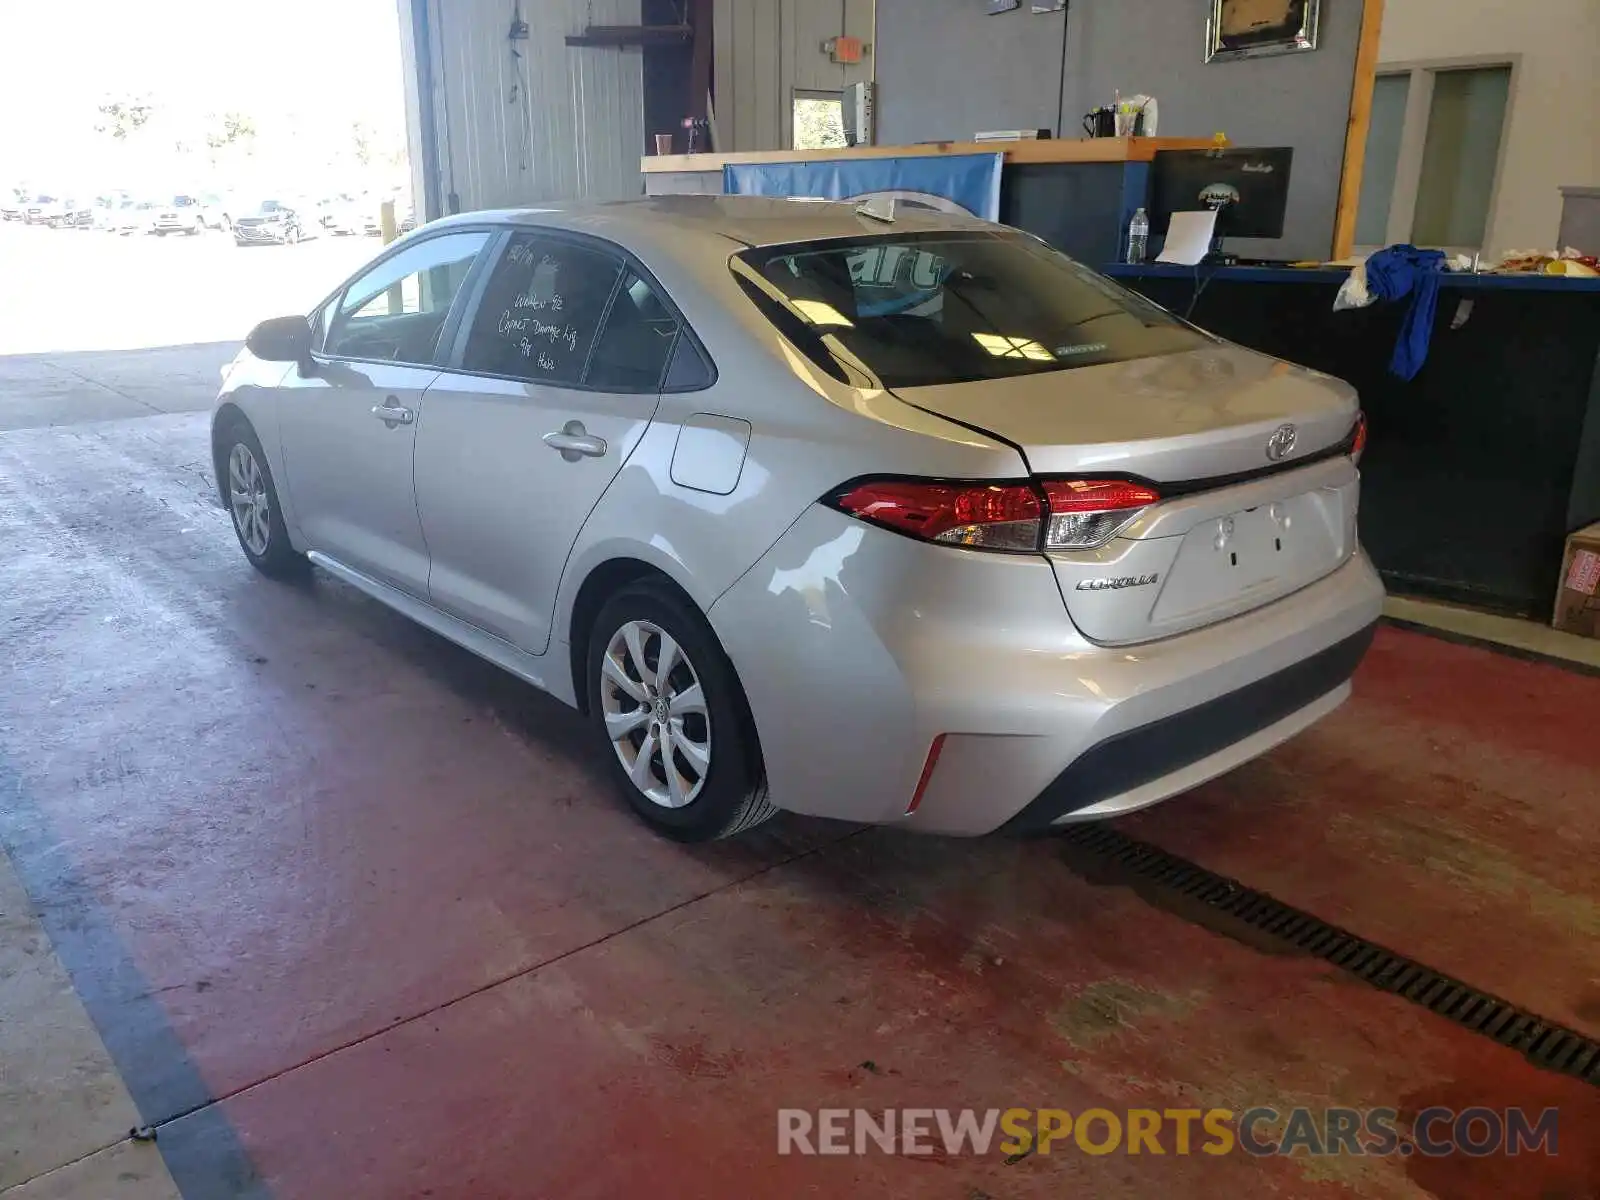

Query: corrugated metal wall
left=406, top=0, right=646, bottom=216
left=712, top=0, right=874, bottom=151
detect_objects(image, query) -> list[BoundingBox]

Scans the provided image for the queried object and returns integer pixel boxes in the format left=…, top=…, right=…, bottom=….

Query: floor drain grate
left=1059, top=823, right=1600, bottom=1088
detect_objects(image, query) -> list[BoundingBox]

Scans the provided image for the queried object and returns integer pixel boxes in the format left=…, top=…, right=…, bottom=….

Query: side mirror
left=246, top=315, right=313, bottom=369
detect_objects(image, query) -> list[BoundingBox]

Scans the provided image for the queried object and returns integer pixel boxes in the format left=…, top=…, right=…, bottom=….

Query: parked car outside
left=232, top=198, right=313, bottom=245
left=213, top=197, right=1382, bottom=842
left=320, top=192, right=367, bottom=236
left=124, top=199, right=159, bottom=235
left=54, top=198, right=94, bottom=228
left=152, top=195, right=206, bottom=236
left=199, top=193, right=233, bottom=231
left=24, top=194, right=64, bottom=224
left=361, top=191, right=417, bottom=236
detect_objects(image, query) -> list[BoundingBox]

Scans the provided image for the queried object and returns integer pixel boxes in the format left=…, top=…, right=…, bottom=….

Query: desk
left=642, top=137, right=1217, bottom=266
left=1106, top=264, right=1600, bottom=616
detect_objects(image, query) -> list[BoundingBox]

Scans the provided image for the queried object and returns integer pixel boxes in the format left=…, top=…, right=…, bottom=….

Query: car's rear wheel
left=587, top=584, right=774, bottom=841
left=218, top=421, right=305, bottom=579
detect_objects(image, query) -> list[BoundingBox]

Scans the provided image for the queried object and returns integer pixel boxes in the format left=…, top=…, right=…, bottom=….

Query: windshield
left=253, top=200, right=285, bottom=214
left=734, top=231, right=1205, bottom=389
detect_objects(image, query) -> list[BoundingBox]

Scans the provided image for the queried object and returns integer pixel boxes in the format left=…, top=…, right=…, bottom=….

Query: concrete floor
left=2, top=225, right=1598, bottom=1198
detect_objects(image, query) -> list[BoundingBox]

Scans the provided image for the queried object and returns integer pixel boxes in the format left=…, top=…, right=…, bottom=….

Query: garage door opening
left=0, top=0, right=411, bottom=360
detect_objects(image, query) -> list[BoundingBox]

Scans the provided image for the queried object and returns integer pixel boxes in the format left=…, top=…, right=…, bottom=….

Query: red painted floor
left=1123, top=627, right=1600, bottom=1038
left=2, top=413, right=1597, bottom=1198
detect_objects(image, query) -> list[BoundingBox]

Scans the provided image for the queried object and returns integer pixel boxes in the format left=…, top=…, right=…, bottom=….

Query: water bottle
left=1127, top=207, right=1149, bottom=264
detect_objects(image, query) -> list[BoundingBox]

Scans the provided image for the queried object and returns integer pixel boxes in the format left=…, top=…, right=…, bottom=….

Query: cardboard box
left=1553, top=522, right=1600, bottom=638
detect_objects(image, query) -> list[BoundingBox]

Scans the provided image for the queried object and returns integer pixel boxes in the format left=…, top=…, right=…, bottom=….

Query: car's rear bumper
left=1000, top=621, right=1374, bottom=832
left=710, top=505, right=1384, bottom=836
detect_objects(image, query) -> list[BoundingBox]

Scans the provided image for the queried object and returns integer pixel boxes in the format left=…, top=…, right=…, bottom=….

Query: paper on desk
left=1156, top=209, right=1218, bottom=266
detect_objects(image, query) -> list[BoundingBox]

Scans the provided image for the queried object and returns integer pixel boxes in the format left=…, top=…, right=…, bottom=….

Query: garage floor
left=3, top=365, right=1599, bottom=1198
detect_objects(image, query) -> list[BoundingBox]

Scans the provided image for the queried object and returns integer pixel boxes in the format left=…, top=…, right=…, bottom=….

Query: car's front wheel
left=587, top=583, right=774, bottom=841
left=218, top=421, right=305, bottom=578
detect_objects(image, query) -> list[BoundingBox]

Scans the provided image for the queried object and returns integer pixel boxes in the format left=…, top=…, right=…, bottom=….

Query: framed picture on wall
left=1205, top=0, right=1320, bottom=62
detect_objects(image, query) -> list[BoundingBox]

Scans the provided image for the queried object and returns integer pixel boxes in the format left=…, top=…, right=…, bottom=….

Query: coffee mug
left=1082, top=108, right=1116, bottom=138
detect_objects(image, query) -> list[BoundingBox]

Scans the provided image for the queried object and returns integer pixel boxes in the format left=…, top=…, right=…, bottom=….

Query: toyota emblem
left=1265, top=424, right=1298, bottom=461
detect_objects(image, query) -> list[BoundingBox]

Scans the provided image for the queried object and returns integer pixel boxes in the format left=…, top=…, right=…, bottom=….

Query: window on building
left=793, top=91, right=847, bottom=151
left=1355, top=61, right=1513, bottom=253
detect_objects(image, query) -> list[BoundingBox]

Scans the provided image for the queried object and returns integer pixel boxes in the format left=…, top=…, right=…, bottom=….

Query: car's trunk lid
left=897, top=344, right=1355, bottom=482
left=895, top=345, right=1361, bottom=644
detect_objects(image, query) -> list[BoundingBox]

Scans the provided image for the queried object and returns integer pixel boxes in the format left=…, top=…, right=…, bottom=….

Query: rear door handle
left=543, top=420, right=607, bottom=461
left=371, top=398, right=414, bottom=426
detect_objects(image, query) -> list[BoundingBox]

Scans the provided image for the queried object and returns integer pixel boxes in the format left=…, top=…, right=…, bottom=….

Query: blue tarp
left=724, top=152, right=1003, bottom=221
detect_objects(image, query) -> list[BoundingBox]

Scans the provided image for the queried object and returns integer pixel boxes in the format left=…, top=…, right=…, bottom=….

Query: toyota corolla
left=213, top=196, right=1382, bottom=841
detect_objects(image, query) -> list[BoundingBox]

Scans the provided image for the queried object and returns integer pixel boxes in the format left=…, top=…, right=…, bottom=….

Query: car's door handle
left=543, top=421, right=607, bottom=461
left=371, top=398, right=414, bottom=426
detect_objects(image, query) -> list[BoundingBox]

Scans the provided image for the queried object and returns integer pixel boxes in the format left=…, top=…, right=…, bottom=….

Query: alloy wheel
left=599, top=619, right=712, bottom=808
left=228, top=443, right=271, bottom=557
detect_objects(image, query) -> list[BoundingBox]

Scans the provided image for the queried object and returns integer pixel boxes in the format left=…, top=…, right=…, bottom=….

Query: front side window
left=734, top=231, right=1205, bottom=389
left=460, top=234, right=623, bottom=385
left=323, top=231, right=489, bottom=365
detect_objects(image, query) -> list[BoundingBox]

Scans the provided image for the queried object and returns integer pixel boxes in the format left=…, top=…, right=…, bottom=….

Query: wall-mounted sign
left=1031, top=1, right=1066, bottom=10
left=825, top=35, right=863, bottom=64
left=1205, top=0, right=1320, bottom=62
left=986, top=0, right=1021, bottom=13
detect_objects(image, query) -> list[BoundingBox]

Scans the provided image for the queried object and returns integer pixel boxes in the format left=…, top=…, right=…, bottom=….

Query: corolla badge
left=1265, top=423, right=1298, bottom=461
left=1075, top=574, right=1160, bottom=592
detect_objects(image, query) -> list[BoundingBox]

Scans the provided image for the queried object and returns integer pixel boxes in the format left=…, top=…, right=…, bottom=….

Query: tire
left=217, top=419, right=306, bottom=579
left=586, top=583, right=775, bottom=841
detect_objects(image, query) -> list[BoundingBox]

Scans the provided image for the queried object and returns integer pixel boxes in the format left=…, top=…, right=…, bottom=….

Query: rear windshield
left=734, top=231, right=1205, bottom=388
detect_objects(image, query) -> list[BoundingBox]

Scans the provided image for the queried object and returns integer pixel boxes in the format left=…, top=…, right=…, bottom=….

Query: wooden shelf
left=641, top=136, right=1223, bottom=173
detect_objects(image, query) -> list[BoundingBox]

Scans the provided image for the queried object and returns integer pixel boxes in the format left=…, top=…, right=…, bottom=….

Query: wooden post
left=1332, top=0, right=1387, bottom=260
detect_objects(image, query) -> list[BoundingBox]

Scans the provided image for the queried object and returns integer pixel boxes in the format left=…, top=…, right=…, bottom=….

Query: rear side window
left=734, top=231, right=1204, bottom=389
left=461, top=234, right=622, bottom=385
left=585, top=271, right=681, bottom=392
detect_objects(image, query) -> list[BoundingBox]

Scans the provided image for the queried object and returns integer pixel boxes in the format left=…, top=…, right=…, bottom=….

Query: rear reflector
left=827, top=476, right=1160, bottom=553
left=1350, top=412, right=1368, bottom=464
left=906, top=733, right=947, bottom=815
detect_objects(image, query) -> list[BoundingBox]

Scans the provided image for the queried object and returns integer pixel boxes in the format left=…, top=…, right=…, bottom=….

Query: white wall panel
left=407, top=0, right=646, bottom=216
left=713, top=0, right=873, bottom=152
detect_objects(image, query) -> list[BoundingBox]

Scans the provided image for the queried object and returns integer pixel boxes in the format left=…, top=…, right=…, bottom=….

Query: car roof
left=425, top=195, right=997, bottom=257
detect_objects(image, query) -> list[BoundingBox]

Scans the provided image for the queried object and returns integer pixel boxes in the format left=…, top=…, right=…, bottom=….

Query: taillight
left=826, top=476, right=1159, bottom=552
left=1039, top=479, right=1160, bottom=550
left=1350, top=412, right=1367, bottom=464
left=829, top=480, right=1044, bottom=551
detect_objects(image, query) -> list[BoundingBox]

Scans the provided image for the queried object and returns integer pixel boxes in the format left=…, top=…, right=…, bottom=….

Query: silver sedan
left=213, top=196, right=1383, bottom=840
